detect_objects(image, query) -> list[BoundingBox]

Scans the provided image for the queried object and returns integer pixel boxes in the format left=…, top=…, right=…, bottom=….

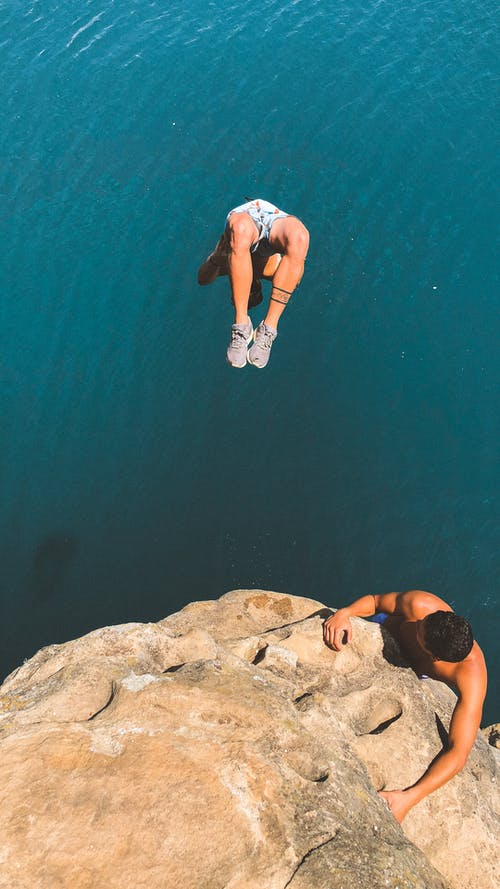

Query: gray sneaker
left=247, top=321, right=277, bottom=368
left=226, top=320, right=253, bottom=368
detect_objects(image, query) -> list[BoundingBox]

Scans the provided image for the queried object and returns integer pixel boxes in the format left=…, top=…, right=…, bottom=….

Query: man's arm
left=380, top=663, right=487, bottom=822
left=323, top=592, right=401, bottom=650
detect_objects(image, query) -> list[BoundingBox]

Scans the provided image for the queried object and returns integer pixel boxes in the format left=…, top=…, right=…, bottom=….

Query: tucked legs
left=263, top=216, right=309, bottom=329
left=225, top=212, right=260, bottom=325
left=197, top=202, right=309, bottom=368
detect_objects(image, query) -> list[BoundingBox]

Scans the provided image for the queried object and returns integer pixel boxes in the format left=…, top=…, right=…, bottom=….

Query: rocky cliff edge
left=0, top=590, right=498, bottom=889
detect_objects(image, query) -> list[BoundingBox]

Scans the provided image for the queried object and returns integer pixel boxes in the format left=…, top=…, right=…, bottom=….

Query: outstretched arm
left=323, top=592, right=401, bottom=650
left=380, top=666, right=487, bottom=822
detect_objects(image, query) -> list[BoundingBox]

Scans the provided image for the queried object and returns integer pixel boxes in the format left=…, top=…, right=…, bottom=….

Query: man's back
left=376, top=589, right=486, bottom=693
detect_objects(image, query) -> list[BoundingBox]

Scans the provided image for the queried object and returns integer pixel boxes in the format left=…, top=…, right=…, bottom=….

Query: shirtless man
left=197, top=198, right=309, bottom=369
left=323, top=589, right=487, bottom=823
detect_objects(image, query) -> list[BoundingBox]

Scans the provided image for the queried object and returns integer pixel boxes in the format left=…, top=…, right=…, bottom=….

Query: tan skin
left=197, top=233, right=283, bottom=287
left=197, top=212, right=309, bottom=329
left=323, top=590, right=487, bottom=823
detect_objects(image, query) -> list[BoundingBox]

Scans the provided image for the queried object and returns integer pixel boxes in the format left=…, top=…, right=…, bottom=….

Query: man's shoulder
left=444, top=642, right=487, bottom=699
left=397, top=589, right=452, bottom=618
left=457, top=641, right=487, bottom=680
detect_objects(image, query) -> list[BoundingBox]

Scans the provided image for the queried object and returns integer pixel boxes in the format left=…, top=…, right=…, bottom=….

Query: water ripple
left=66, top=11, right=106, bottom=49
left=0, top=0, right=498, bottom=724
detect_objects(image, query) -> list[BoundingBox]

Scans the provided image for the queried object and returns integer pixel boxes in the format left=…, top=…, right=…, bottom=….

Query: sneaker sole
left=246, top=351, right=267, bottom=368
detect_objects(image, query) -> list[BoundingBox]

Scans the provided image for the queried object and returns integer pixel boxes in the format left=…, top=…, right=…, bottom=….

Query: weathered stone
left=0, top=589, right=498, bottom=889
left=160, top=588, right=326, bottom=641
left=482, top=722, right=500, bottom=748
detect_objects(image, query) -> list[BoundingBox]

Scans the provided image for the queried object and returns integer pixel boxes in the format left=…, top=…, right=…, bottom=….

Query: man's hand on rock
left=323, top=610, right=353, bottom=651
left=379, top=789, right=414, bottom=823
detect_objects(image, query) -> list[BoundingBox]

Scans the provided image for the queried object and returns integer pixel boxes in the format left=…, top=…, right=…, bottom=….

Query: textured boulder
left=482, top=723, right=500, bottom=749
left=0, top=590, right=498, bottom=889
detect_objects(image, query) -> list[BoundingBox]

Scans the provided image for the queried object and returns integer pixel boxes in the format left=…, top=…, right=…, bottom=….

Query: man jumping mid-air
left=323, top=589, right=487, bottom=823
left=197, top=198, right=309, bottom=369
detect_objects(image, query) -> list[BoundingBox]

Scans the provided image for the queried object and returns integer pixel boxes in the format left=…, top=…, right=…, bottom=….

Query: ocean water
left=0, top=0, right=498, bottom=722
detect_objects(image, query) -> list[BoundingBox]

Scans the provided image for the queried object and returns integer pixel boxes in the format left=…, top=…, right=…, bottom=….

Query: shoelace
left=231, top=326, right=249, bottom=347
left=255, top=327, right=273, bottom=350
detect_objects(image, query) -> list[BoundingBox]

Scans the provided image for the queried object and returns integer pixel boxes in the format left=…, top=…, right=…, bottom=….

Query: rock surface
left=0, top=590, right=498, bottom=889
left=482, top=723, right=500, bottom=749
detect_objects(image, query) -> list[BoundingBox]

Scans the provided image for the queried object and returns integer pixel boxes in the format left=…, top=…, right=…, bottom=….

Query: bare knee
left=285, top=221, right=309, bottom=261
left=227, top=213, right=258, bottom=254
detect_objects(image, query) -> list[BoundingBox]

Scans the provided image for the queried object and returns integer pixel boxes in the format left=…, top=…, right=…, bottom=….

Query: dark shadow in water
left=31, top=534, right=79, bottom=602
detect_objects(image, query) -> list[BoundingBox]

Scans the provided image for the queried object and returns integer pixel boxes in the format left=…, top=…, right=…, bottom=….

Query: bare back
left=378, top=590, right=486, bottom=694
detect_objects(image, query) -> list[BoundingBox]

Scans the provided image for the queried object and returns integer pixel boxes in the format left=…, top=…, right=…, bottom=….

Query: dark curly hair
left=422, top=611, right=474, bottom=662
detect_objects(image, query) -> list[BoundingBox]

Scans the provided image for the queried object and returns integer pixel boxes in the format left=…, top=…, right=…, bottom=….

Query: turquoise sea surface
left=1, top=1, right=498, bottom=721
